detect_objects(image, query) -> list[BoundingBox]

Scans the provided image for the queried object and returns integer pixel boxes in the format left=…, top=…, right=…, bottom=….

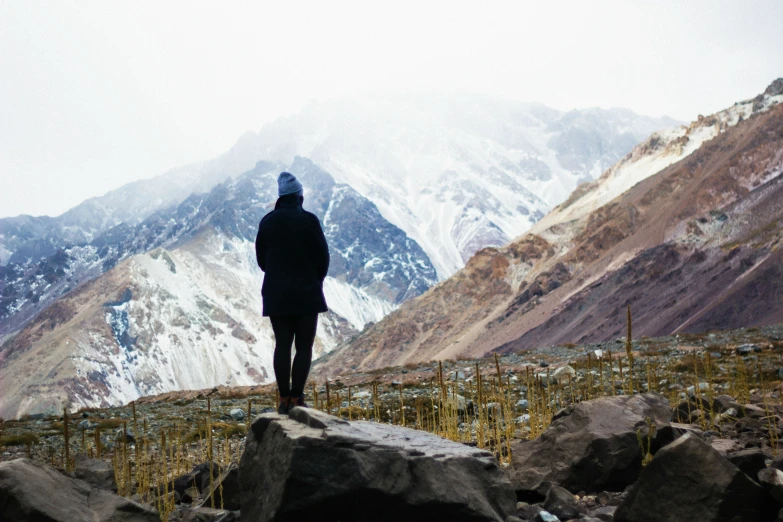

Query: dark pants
left=269, top=313, right=318, bottom=398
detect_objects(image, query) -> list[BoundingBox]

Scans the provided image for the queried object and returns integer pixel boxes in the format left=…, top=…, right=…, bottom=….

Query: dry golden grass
left=97, top=418, right=125, bottom=430
left=0, top=433, right=39, bottom=446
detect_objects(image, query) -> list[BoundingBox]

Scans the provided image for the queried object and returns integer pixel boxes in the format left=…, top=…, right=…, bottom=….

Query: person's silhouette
left=255, top=172, right=330, bottom=413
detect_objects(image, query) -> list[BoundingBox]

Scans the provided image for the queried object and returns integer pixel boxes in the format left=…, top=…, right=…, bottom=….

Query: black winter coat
left=254, top=196, right=330, bottom=316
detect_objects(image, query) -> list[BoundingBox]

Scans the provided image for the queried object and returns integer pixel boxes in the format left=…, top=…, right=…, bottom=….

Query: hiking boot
left=291, top=395, right=308, bottom=409
left=277, top=396, right=290, bottom=415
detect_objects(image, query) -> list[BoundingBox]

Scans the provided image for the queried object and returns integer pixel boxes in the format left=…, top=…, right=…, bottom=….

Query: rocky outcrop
left=239, top=407, right=517, bottom=522
left=0, top=458, right=158, bottom=521
left=614, top=433, right=772, bottom=522
left=506, top=394, right=672, bottom=498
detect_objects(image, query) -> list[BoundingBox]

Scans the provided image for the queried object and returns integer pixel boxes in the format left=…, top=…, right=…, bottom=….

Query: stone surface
left=171, top=462, right=224, bottom=497
left=727, top=448, right=767, bottom=479
left=195, top=462, right=226, bottom=494
left=712, top=395, right=741, bottom=413
left=614, top=433, right=769, bottom=522
left=588, top=505, right=617, bottom=521
left=532, top=510, right=560, bottom=522
left=543, top=485, right=580, bottom=520
left=506, top=394, right=671, bottom=497
left=197, top=466, right=240, bottom=511
left=758, top=468, right=783, bottom=504
left=239, top=408, right=517, bottom=522
left=709, top=438, right=741, bottom=456
left=772, top=453, right=783, bottom=472
left=518, top=503, right=545, bottom=520
left=737, top=343, right=761, bottom=355
left=71, top=454, right=117, bottom=491
left=655, top=422, right=703, bottom=446
left=0, top=458, right=158, bottom=521
left=174, top=506, right=239, bottom=522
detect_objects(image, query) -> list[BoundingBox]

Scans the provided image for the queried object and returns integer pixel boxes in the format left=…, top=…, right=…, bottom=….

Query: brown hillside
left=316, top=100, right=783, bottom=377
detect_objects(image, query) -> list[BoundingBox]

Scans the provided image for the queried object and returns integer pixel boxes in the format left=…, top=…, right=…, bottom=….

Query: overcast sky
left=1, top=1, right=782, bottom=218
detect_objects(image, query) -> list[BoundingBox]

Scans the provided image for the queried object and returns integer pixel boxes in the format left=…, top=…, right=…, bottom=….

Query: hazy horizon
left=2, top=1, right=782, bottom=218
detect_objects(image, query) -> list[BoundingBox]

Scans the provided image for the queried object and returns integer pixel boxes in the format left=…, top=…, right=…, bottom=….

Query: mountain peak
left=764, top=78, right=783, bottom=97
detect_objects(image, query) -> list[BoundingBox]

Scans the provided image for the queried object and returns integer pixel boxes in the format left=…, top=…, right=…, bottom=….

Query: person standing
left=255, top=172, right=330, bottom=414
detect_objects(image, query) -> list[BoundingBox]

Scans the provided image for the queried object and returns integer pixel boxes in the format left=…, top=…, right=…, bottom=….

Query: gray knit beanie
left=277, top=172, right=303, bottom=197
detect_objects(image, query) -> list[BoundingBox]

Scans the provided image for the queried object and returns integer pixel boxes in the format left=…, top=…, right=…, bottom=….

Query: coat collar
left=275, top=195, right=303, bottom=210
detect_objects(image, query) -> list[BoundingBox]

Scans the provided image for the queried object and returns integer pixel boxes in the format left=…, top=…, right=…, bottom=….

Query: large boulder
left=239, top=407, right=517, bottom=522
left=614, top=433, right=771, bottom=522
left=71, top=454, right=117, bottom=491
left=506, top=394, right=671, bottom=498
left=0, top=458, right=158, bottom=521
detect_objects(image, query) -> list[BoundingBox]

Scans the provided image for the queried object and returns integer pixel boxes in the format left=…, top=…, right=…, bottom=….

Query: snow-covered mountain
left=251, top=94, right=678, bottom=277
left=0, top=94, right=676, bottom=278
left=0, top=158, right=438, bottom=417
left=0, top=93, right=679, bottom=417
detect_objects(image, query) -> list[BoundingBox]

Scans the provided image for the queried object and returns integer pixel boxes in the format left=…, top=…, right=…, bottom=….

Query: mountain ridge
left=315, top=80, right=783, bottom=377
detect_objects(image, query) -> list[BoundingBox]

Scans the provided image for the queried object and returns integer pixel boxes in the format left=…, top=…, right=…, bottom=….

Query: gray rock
left=758, top=468, right=783, bottom=504
left=176, top=507, right=239, bottom=521
left=737, top=343, right=761, bottom=355
left=686, top=382, right=710, bottom=397
left=71, top=454, right=117, bottom=491
left=197, top=462, right=227, bottom=494
left=614, top=433, right=769, bottom=522
left=517, top=503, right=545, bottom=520
left=506, top=394, right=671, bottom=497
left=181, top=486, right=200, bottom=504
left=772, top=453, right=783, bottom=472
left=709, top=438, right=741, bottom=456
left=239, top=408, right=517, bottom=521
left=656, top=422, right=704, bottom=446
left=532, top=510, right=560, bottom=522
left=197, top=466, right=240, bottom=511
left=741, top=403, right=767, bottom=419
left=78, top=419, right=96, bottom=430
left=0, top=458, right=158, bottom=521
left=550, top=365, right=575, bottom=383
left=588, top=505, right=617, bottom=521
left=712, top=394, right=741, bottom=413
left=543, top=485, right=580, bottom=520
left=173, top=461, right=225, bottom=496
left=229, top=408, right=245, bottom=421
left=727, top=448, right=767, bottom=479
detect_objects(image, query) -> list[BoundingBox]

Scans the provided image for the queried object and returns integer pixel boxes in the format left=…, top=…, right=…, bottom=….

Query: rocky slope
left=316, top=79, right=783, bottom=375
left=0, top=158, right=437, bottom=419
left=2, top=323, right=783, bottom=521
